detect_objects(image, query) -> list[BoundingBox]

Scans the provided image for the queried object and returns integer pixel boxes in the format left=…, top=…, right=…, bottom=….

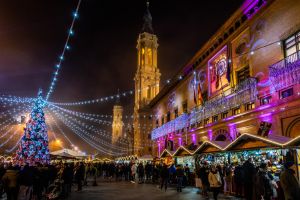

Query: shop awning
left=173, top=146, right=193, bottom=157
left=160, top=149, right=174, bottom=158
left=51, top=148, right=86, bottom=159
left=224, top=133, right=291, bottom=151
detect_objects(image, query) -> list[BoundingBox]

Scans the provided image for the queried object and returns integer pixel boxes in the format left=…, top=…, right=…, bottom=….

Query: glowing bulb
left=73, top=12, right=78, bottom=18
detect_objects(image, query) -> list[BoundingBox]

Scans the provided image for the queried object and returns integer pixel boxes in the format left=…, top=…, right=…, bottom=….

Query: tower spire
left=142, top=1, right=154, bottom=34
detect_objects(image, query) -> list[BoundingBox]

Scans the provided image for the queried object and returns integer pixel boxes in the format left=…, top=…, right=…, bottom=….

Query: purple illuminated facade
left=148, top=0, right=300, bottom=157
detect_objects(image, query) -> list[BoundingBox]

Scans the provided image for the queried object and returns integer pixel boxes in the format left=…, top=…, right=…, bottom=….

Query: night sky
left=0, top=0, right=244, bottom=153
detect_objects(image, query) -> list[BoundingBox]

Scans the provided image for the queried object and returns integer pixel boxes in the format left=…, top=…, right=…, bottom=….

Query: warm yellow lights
left=158, top=133, right=300, bottom=158
left=56, top=139, right=61, bottom=144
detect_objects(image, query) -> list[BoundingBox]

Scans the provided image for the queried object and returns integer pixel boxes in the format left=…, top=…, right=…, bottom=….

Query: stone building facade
left=147, top=0, right=300, bottom=156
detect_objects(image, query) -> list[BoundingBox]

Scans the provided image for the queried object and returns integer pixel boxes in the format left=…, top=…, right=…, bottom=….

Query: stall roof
left=159, top=134, right=296, bottom=158
left=51, top=149, right=87, bottom=158
left=284, top=135, right=300, bottom=147
left=160, top=149, right=174, bottom=158
left=224, top=133, right=291, bottom=151
left=173, top=146, right=193, bottom=157
left=193, top=141, right=230, bottom=154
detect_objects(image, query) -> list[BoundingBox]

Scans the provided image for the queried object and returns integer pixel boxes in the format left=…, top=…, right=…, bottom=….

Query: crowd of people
left=0, top=161, right=192, bottom=200
left=196, top=158, right=300, bottom=200
left=0, top=159, right=299, bottom=200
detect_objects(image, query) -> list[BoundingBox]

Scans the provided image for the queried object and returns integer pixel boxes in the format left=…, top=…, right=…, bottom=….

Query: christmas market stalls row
left=158, top=133, right=300, bottom=195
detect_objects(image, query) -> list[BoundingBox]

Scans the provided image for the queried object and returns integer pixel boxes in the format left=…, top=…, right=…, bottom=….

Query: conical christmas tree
left=15, top=89, right=50, bottom=165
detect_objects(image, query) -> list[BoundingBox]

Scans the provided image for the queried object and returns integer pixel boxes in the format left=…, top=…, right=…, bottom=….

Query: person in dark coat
left=62, top=163, right=73, bottom=197
left=199, top=163, right=210, bottom=198
left=75, top=162, right=85, bottom=191
left=254, top=163, right=272, bottom=200
left=234, top=164, right=244, bottom=197
left=2, top=165, right=19, bottom=200
left=280, top=161, right=300, bottom=200
left=243, top=158, right=255, bottom=200
left=137, top=163, right=144, bottom=183
left=176, top=165, right=184, bottom=192
left=160, top=164, right=169, bottom=191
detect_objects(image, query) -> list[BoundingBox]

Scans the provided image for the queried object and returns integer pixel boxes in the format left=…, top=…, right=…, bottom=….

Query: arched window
left=141, top=48, right=145, bottom=65
left=215, top=134, right=227, bottom=141
left=147, top=85, right=151, bottom=99
left=147, top=48, right=152, bottom=65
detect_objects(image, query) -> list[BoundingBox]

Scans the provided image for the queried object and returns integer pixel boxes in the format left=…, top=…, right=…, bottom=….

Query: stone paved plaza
left=69, top=179, right=237, bottom=200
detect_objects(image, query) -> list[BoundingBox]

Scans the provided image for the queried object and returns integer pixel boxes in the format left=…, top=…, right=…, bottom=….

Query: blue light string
left=5, top=135, right=23, bottom=153
left=0, top=127, right=19, bottom=148
left=48, top=104, right=113, bottom=125
left=51, top=110, right=124, bottom=155
left=47, top=111, right=74, bottom=146
left=0, top=126, right=14, bottom=139
left=45, top=0, right=82, bottom=100
left=50, top=109, right=128, bottom=152
left=52, top=108, right=146, bottom=150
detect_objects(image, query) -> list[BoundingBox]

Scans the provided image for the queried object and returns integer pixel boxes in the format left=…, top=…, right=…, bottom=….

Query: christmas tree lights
left=15, top=90, right=50, bottom=165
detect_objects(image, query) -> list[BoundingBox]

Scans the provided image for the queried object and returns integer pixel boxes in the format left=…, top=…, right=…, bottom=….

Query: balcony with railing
left=190, top=77, right=257, bottom=125
left=269, top=52, right=300, bottom=91
left=151, top=113, right=189, bottom=140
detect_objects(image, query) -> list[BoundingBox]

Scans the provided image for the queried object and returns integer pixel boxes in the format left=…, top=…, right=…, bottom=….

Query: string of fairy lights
left=0, top=0, right=290, bottom=156
left=45, top=0, right=82, bottom=101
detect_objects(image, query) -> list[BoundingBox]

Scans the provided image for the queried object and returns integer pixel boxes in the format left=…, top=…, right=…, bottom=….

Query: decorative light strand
left=51, top=110, right=125, bottom=156
left=45, top=0, right=82, bottom=100
left=47, top=111, right=74, bottom=146
left=52, top=110, right=129, bottom=152
left=5, top=135, right=23, bottom=153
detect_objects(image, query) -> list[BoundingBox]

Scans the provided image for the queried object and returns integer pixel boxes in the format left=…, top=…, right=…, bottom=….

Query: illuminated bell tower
left=133, top=1, right=160, bottom=155
left=112, top=96, right=124, bottom=145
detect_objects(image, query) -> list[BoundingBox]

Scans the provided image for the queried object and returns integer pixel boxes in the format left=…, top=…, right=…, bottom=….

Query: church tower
left=112, top=95, right=124, bottom=145
left=133, top=1, right=160, bottom=156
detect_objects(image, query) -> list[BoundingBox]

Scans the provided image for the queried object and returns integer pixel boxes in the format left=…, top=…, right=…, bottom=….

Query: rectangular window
left=237, top=65, right=250, bottom=84
left=156, top=119, right=159, bottom=128
left=284, top=31, right=300, bottom=59
left=147, top=85, right=151, bottom=99
left=167, top=112, right=171, bottom=122
left=245, top=102, right=255, bottom=111
left=280, top=88, right=293, bottom=99
left=212, top=115, right=218, bottom=122
left=232, top=107, right=241, bottom=115
left=204, top=118, right=210, bottom=125
left=260, top=96, right=272, bottom=105
left=182, top=101, right=188, bottom=113
left=161, top=117, right=165, bottom=125
left=221, top=112, right=228, bottom=119
left=174, top=107, right=179, bottom=118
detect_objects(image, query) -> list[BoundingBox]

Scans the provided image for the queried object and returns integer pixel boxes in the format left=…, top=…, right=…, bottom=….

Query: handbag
left=195, top=178, right=202, bottom=188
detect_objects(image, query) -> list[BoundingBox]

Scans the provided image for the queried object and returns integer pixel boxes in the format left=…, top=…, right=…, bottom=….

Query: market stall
left=222, top=133, right=292, bottom=196
left=173, top=146, right=194, bottom=171
left=193, top=141, right=230, bottom=165
left=160, top=149, right=174, bottom=165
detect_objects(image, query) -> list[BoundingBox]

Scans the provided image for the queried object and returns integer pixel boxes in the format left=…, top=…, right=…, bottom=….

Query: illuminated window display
left=208, top=46, right=229, bottom=96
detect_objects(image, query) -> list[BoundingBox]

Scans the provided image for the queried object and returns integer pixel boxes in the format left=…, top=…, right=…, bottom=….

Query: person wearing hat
left=280, top=161, right=300, bottom=200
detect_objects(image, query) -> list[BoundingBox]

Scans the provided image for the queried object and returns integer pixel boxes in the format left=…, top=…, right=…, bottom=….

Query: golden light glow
left=158, top=133, right=299, bottom=158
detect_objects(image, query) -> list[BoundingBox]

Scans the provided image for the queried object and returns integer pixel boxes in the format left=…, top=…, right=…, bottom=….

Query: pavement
left=69, top=179, right=238, bottom=200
